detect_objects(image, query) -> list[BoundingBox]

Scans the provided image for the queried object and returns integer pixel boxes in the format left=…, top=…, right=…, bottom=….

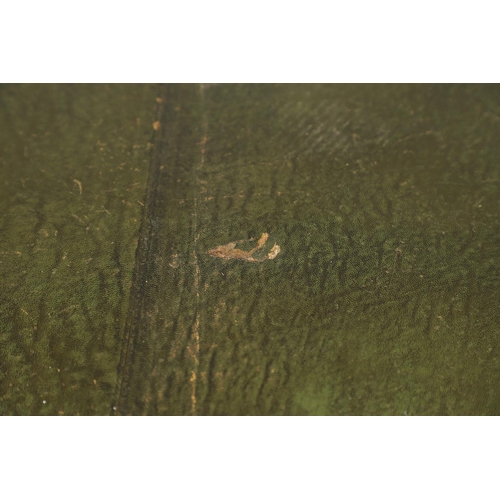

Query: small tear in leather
left=208, top=233, right=281, bottom=262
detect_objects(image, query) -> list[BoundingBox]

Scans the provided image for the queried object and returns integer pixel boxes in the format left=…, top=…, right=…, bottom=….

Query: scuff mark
left=208, top=233, right=281, bottom=262
left=73, top=179, right=82, bottom=196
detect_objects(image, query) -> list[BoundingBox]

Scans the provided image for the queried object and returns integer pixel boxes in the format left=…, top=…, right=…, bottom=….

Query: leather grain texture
left=2, top=84, right=500, bottom=415
left=0, top=84, right=160, bottom=415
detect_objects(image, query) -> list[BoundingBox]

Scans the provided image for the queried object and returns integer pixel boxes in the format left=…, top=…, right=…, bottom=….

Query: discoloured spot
left=208, top=232, right=281, bottom=262
left=168, top=254, right=179, bottom=269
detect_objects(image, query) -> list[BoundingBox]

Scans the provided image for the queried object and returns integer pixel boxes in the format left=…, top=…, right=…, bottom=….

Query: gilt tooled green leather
left=2, top=84, right=500, bottom=415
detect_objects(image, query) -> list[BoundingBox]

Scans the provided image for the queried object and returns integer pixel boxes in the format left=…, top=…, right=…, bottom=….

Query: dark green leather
left=2, top=84, right=500, bottom=415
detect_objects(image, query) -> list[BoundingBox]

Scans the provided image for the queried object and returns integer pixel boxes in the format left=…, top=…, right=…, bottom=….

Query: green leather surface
left=1, top=84, right=500, bottom=415
left=0, top=84, right=159, bottom=415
